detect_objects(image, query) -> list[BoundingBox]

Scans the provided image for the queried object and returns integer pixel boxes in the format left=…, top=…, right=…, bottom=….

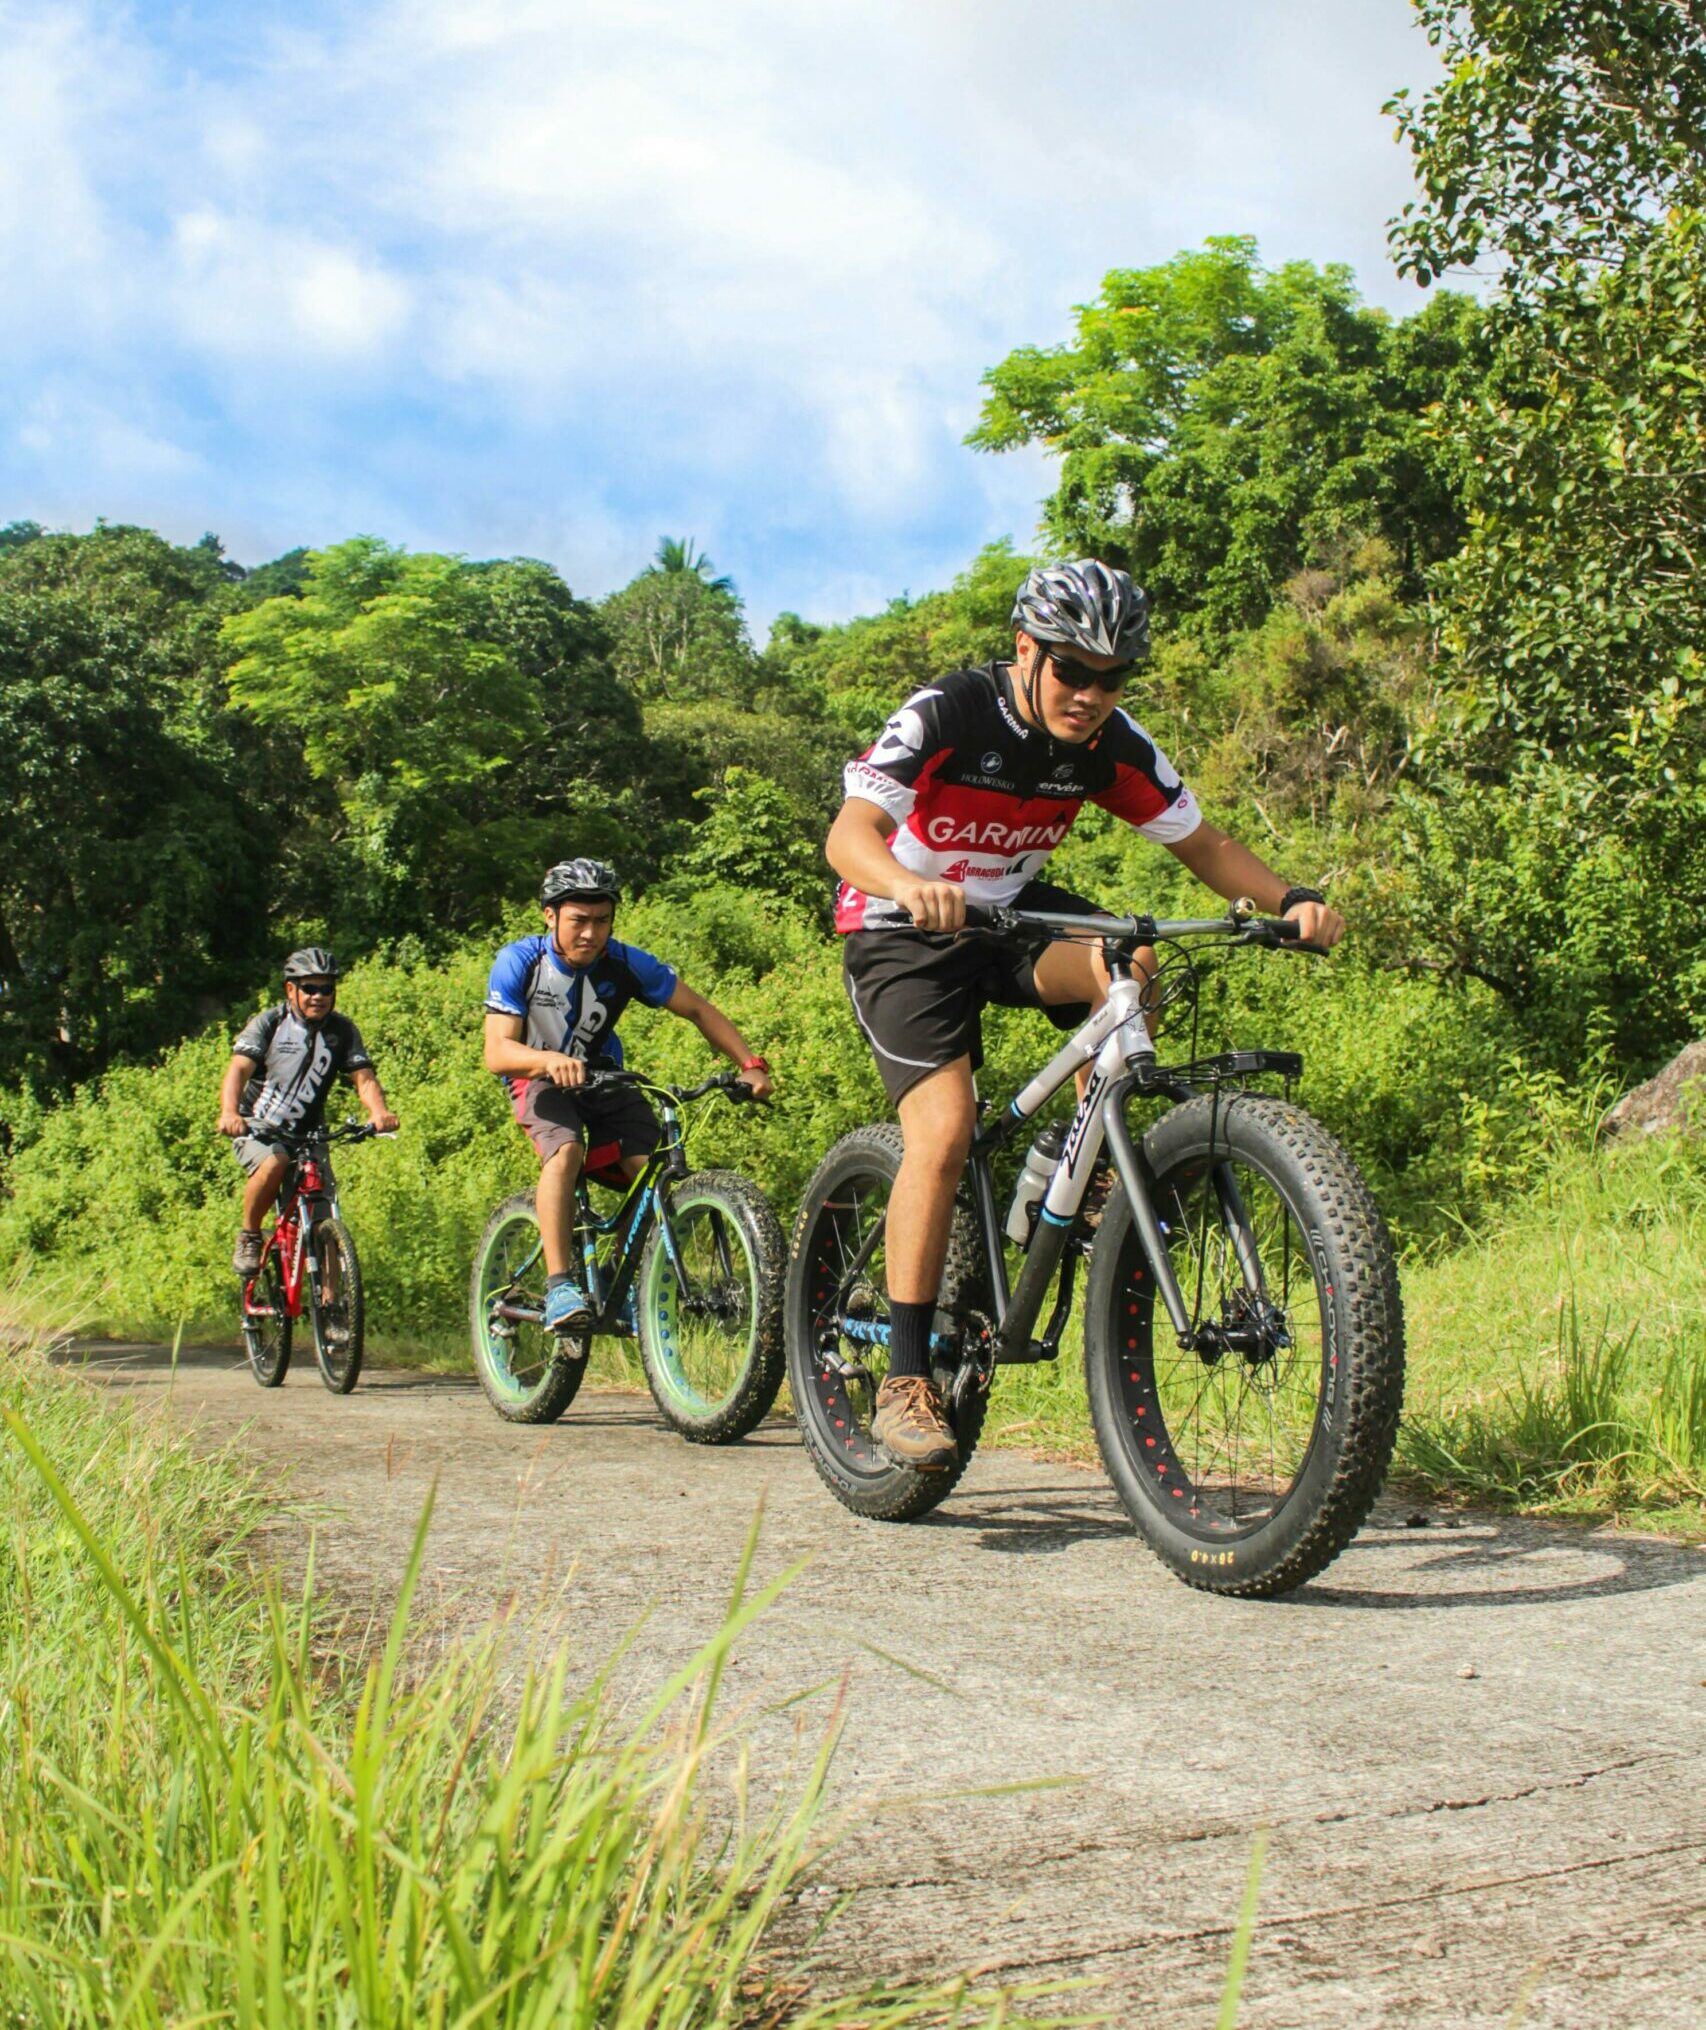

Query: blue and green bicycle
left=469, top=1069, right=785, bottom=1441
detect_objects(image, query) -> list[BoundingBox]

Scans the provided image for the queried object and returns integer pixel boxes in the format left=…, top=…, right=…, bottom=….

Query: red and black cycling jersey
left=835, top=661, right=1201, bottom=932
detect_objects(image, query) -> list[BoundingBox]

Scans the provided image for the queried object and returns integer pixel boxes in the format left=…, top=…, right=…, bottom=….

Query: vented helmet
left=540, top=858, right=621, bottom=907
left=283, top=946, right=340, bottom=982
left=1011, top=559, right=1151, bottom=663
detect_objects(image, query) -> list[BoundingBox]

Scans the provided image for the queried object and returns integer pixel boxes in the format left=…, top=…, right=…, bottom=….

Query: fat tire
left=469, top=1191, right=588, bottom=1425
left=242, top=1252, right=292, bottom=1388
left=1085, top=1094, right=1404, bottom=1597
left=785, top=1124, right=990, bottom=1522
left=309, top=1217, right=365, bottom=1395
left=637, top=1170, right=786, bottom=1444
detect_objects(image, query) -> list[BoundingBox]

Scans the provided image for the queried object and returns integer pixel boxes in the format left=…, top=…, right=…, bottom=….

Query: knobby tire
left=785, top=1124, right=991, bottom=1522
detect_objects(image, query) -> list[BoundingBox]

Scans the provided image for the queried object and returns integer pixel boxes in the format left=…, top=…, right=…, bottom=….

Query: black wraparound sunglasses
left=295, top=981, right=337, bottom=997
left=1044, top=647, right=1134, bottom=694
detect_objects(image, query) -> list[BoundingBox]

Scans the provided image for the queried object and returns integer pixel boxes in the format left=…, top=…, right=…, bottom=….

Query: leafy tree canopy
left=601, top=535, right=755, bottom=702
left=1390, top=2, right=1706, bottom=813
left=0, top=535, right=269, bottom=1088
left=969, top=239, right=1482, bottom=637
left=1388, top=0, right=1706, bottom=289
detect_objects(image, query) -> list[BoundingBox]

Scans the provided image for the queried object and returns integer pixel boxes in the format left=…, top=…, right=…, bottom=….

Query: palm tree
left=651, top=537, right=735, bottom=600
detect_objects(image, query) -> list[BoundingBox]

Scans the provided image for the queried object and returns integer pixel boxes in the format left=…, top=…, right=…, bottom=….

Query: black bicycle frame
left=490, top=1094, right=695, bottom=1334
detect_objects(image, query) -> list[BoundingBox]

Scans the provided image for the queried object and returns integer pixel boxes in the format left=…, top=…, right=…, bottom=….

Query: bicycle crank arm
left=492, top=1300, right=545, bottom=1326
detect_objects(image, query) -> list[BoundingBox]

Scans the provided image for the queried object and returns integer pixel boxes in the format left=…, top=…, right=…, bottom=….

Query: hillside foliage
left=5, top=3, right=1706, bottom=1344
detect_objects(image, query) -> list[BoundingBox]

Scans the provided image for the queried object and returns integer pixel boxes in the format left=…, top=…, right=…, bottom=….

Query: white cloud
left=0, top=0, right=1467, bottom=621
left=171, top=210, right=411, bottom=361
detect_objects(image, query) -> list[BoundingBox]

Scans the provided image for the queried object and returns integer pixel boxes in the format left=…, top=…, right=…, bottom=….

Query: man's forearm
left=353, top=1069, right=393, bottom=1115
left=692, top=1002, right=757, bottom=1066
left=485, top=1037, right=557, bottom=1079
left=825, top=803, right=908, bottom=899
left=1172, top=827, right=1292, bottom=911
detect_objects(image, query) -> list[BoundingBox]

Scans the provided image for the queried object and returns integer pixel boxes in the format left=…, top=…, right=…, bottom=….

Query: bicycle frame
left=242, top=1143, right=343, bottom=1325
left=825, top=909, right=1302, bottom=1378
left=488, top=1092, right=699, bottom=1335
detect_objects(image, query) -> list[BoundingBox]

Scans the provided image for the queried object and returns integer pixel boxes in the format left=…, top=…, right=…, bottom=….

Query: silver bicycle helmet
left=540, top=858, right=621, bottom=907
left=283, top=946, right=340, bottom=982
left=1011, top=560, right=1151, bottom=663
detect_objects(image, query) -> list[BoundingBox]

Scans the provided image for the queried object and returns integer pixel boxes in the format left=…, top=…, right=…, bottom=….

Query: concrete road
left=79, top=1343, right=1706, bottom=2027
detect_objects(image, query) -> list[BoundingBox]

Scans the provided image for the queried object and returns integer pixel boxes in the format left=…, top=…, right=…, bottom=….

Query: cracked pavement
left=82, top=1344, right=1706, bottom=2026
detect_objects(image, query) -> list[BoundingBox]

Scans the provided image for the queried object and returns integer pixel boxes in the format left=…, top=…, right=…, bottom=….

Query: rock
left=1602, top=1040, right=1706, bottom=1139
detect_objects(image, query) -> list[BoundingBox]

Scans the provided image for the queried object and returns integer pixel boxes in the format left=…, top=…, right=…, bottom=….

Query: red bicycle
left=240, top=1120, right=387, bottom=1393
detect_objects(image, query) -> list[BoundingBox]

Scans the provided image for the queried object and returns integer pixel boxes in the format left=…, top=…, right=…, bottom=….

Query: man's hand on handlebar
left=895, top=879, right=967, bottom=933
left=217, top=1106, right=247, bottom=1138
left=366, top=1106, right=401, bottom=1134
left=1282, top=898, right=1345, bottom=953
left=737, top=1064, right=773, bottom=1102
left=538, top=1051, right=588, bottom=1088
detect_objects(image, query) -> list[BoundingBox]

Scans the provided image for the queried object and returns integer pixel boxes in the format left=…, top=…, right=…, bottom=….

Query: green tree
left=763, top=541, right=1038, bottom=746
left=223, top=540, right=548, bottom=931
left=0, top=533, right=268, bottom=1090
left=1383, top=0, right=1706, bottom=1069
left=1387, top=0, right=1706, bottom=290
left=601, top=536, right=755, bottom=702
left=970, top=239, right=1481, bottom=636
left=673, top=766, right=831, bottom=921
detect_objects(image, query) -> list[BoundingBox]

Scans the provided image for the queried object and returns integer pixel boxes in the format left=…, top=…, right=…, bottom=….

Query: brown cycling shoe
left=872, top=1374, right=958, bottom=1472
left=233, top=1229, right=265, bottom=1278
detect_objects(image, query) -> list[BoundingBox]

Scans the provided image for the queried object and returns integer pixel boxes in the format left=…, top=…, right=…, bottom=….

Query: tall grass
left=0, top=1331, right=1064, bottom=2025
left=1396, top=1131, right=1706, bottom=1515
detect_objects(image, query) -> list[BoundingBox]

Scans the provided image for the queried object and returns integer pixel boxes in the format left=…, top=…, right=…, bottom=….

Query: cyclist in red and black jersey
left=827, top=559, right=1344, bottom=1471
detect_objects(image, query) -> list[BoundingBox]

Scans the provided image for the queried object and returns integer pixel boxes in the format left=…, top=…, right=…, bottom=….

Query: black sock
left=887, top=1299, right=936, bottom=1380
left=546, top=1271, right=577, bottom=1293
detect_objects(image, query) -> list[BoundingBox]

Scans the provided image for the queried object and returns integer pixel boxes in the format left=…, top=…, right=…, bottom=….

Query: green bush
left=0, top=873, right=1612, bottom=1348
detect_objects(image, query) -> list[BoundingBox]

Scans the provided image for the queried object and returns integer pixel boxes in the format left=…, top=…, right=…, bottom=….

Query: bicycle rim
left=643, top=1188, right=760, bottom=1419
left=1115, top=1146, right=1327, bottom=1536
left=310, top=1219, right=363, bottom=1393
left=473, top=1207, right=574, bottom=1410
left=242, top=1253, right=292, bottom=1386
left=796, top=1165, right=894, bottom=1474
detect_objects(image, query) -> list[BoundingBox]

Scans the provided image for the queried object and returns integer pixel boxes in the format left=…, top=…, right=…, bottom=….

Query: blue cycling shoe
left=544, top=1280, right=593, bottom=1334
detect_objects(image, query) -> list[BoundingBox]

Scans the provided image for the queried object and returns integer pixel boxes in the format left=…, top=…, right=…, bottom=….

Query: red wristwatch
left=740, top=1056, right=770, bottom=1073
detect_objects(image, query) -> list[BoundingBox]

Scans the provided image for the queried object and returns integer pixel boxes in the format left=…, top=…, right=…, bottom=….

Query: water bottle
left=1005, top=1124, right=1066, bottom=1247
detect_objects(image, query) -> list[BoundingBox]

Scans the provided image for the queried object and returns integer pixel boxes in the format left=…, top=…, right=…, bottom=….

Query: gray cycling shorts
left=231, top=1133, right=336, bottom=1190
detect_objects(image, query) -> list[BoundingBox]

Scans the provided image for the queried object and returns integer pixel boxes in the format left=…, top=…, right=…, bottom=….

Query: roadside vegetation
left=0, top=1320, right=1072, bottom=2025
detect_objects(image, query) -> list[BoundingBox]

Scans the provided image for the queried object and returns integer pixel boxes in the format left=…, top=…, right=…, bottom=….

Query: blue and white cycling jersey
left=483, top=936, right=678, bottom=1090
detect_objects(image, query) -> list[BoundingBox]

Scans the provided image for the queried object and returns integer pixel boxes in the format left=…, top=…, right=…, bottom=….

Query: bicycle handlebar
left=579, top=1067, right=763, bottom=1104
left=962, top=900, right=1323, bottom=953
left=236, top=1118, right=393, bottom=1150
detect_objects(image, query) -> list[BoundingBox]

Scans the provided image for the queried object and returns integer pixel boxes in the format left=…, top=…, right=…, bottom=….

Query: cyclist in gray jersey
left=217, top=948, right=399, bottom=1277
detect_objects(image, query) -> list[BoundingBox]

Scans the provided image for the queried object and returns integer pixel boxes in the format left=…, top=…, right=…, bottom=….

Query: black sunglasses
left=294, top=980, right=337, bottom=996
left=1044, top=647, right=1134, bottom=694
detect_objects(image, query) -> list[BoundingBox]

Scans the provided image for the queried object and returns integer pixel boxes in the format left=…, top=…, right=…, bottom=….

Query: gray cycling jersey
left=233, top=1004, right=373, bottom=1135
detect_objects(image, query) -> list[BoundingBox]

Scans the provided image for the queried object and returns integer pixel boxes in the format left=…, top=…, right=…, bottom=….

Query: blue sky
left=1, top=0, right=1461, bottom=630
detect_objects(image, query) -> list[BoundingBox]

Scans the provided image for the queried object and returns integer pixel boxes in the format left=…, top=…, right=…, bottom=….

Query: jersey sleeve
left=335, top=1019, right=375, bottom=1074
left=615, top=942, right=679, bottom=1008
left=1089, top=712, right=1203, bottom=844
left=842, top=675, right=972, bottom=824
left=484, top=939, right=539, bottom=1018
left=233, top=1005, right=281, bottom=1061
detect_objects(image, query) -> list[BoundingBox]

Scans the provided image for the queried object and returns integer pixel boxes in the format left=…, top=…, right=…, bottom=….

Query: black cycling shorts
left=509, top=1076, right=662, bottom=1169
left=842, top=879, right=1098, bottom=1107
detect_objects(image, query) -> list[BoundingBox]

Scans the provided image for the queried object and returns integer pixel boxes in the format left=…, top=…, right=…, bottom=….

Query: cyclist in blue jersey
left=483, top=859, right=774, bottom=1333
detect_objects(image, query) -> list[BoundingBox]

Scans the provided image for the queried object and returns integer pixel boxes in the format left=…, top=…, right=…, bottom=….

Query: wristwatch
left=1278, top=885, right=1326, bottom=914
left=740, top=1056, right=770, bottom=1073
